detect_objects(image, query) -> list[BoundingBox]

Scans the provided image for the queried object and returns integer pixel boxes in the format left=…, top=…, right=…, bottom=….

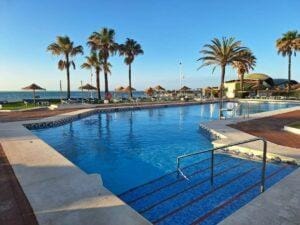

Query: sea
left=0, top=91, right=146, bottom=102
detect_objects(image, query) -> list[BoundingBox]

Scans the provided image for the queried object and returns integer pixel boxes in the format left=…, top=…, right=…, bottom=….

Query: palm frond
left=71, top=61, right=76, bottom=70
left=58, top=60, right=66, bottom=70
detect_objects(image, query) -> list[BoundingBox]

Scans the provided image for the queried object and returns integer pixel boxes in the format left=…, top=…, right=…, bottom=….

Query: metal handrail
left=232, top=102, right=241, bottom=118
left=176, top=137, right=268, bottom=193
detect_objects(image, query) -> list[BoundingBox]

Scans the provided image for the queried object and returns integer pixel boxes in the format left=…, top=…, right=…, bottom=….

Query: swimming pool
left=32, top=101, right=298, bottom=225
left=32, top=101, right=298, bottom=194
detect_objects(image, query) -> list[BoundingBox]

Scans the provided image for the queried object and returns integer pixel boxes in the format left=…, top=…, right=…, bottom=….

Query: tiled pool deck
left=0, top=101, right=299, bottom=225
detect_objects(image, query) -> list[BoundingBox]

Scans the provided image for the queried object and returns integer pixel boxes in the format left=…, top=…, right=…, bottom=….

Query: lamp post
left=90, top=73, right=93, bottom=98
left=179, top=62, right=183, bottom=95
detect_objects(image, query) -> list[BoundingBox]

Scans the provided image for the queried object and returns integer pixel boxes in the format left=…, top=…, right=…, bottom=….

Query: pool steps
left=119, top=154, right=296, bottom=225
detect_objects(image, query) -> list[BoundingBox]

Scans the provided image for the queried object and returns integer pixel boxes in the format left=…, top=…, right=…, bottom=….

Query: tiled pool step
left=119, top=154, right=296, bottom=225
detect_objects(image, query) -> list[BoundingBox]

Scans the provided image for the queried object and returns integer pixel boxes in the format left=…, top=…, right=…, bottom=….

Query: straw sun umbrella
left=22, top=83, right=45, bottom=105
left=123, top=86, right=136, bottom=93
left=79, top=83, right=97, bottom=99
left=145, top=87, right=154, bottom=96
left=115, top=86, right=125, bottom=92
left=179, top=86, right=191, bottom=92
left=79, top=83, right=97, bottom=90
left=154, top=85, right=166, bottom=92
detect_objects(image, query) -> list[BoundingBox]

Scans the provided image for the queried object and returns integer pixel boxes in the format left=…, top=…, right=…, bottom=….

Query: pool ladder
left=176, top=137, right=268, bottom=193
left=221, top=102, right=250, bottom=120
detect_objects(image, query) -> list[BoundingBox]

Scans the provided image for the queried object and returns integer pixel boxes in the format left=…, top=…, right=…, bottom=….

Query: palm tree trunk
left=104, top=58, right=109, bottom=98
left=219, top=65, right=226, bottom=119
left=96, top=68, right=101, bottom=100
left=241, top=73, right=244, bottom=92
left=287, top=52, right=291, bottom=94
left=129, top=63, right=132, bottom=98
left=66, top=54, right=71, bottom=99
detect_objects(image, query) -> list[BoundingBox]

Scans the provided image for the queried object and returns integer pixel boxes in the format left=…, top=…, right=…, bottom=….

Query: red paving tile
left=0, top=108, right=78, bottom=122
left=0, top=144, right=39, bottom=225
left=229, top=110, right=300, bottom=148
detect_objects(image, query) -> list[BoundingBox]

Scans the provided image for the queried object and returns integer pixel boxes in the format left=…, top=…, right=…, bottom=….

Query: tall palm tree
left=119, top=38, right=144, bottom=98
left=81, top=52, right=102, bottom=99
left=47, top=36, right=83, bottom=99
left=88, top=28, right=118, bottom=98
left=232, top=50, right=256, bottom=93
left=276, top=31, right=300, bottom=93
left=198, top=37, right=250, bottom=118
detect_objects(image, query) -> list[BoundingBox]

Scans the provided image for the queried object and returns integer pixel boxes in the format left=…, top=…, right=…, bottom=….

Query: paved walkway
left=0, top=144, right=39, bottom=225
left=0, top=108, right=78, bottom=122
left=230, top=110, right=300, bottom=148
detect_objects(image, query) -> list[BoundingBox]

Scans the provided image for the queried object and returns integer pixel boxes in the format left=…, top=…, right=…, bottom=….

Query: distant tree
left=88, top=28, right=118, bottom=98
left=119, top=38, right=144, bottom=98
left=232, top=50, right=256, bottom=92
left=276, top=31, right=300, bottom=93
left=47, top=36, right=83, bottom=99
left=198, top=37, right=251, bottom=118
left=81, top=52, right=102, bottom=99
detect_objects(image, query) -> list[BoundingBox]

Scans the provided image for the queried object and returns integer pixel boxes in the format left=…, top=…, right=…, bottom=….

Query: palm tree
left=276, top=31, right=300, bottom=93
left=119, top=38, right=144, bottom=98
left=47, top=36, right=83, bottom=99
left=81, top=52, right=102, bottom=99
left=198, top=37, right=250, bottom=118
left=232, top=50, right=256, bottom=93
left=88, top=28, right=118, bottom=98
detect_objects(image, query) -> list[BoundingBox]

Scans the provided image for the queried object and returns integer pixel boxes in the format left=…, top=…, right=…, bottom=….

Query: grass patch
left=288, top=122, right=300, bottom=129
left=0, top=102, right=37, bottom=110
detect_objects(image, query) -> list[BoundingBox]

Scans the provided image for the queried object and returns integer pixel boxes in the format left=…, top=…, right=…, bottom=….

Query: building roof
left=245, top=73, right=271, bottom=81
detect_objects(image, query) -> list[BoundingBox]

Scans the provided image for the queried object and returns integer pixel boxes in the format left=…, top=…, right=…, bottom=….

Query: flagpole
left=59, top=80, right=62, bottom=102
left=81, top=80, right=84, bottom=104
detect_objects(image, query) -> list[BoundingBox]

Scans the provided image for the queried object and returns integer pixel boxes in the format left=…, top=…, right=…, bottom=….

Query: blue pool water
left=32, top=101, right=298, bottom=194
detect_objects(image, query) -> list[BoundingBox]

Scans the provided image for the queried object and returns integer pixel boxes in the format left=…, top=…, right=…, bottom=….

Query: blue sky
left=0, top=0, right=300, bottom=91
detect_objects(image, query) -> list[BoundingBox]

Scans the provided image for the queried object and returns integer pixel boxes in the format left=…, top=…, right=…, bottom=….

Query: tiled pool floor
left=119, top=154, right=296, bottom=225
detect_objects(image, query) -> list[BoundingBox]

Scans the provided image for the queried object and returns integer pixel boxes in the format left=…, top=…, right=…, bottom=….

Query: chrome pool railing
left=176, top=137, right=268, bottom=193
left=232, top=101, right=250, bottom=119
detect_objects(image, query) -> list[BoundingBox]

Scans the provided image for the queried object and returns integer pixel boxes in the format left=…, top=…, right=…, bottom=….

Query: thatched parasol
left=145, top=87, right=154, bottom=96
left=123, top=86, right=136, bottom=93
left=22, top=83, right=45, bottom=105
left=179, top=86, right=191, bottom=92
left=115, top=86, right=125, bottom=92
left=79, top=83, right=97, bottom=99
left=79, top=83, right=97, bottom=90
left=154, top=85, right=166, bottom=92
